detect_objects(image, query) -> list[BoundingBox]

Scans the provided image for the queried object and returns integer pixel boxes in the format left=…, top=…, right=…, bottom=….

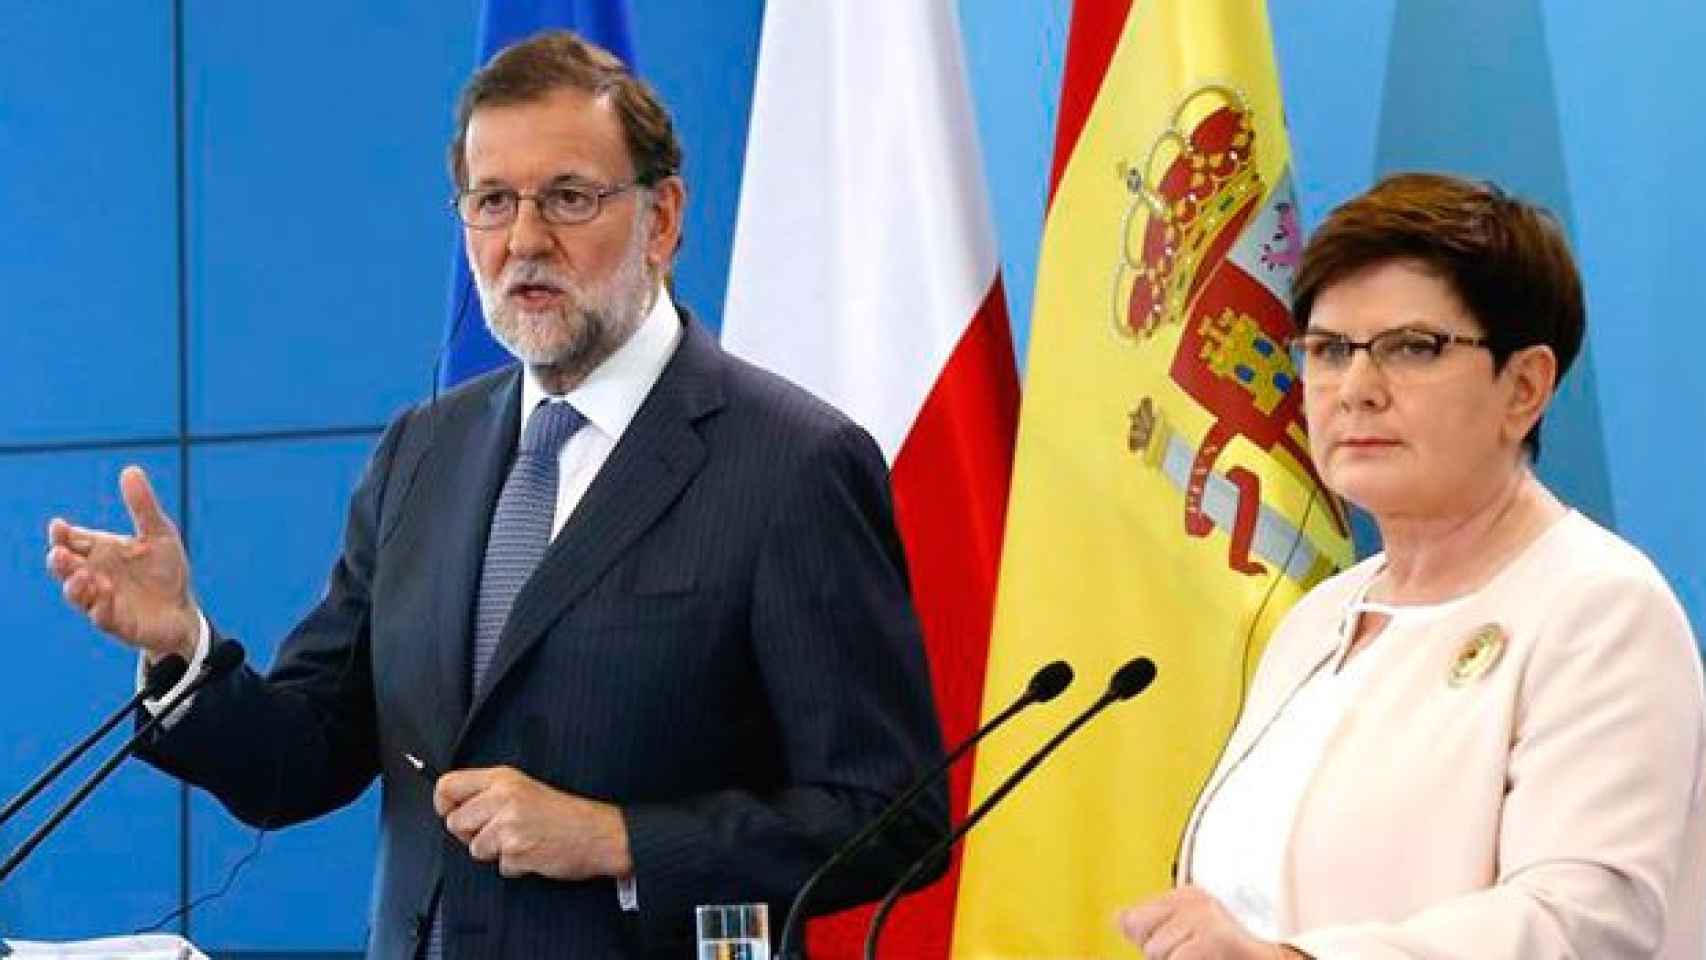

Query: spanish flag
left=952, top=2, right=1351, bottom=956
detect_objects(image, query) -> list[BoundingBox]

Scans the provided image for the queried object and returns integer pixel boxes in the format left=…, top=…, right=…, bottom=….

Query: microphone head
left=143, top=654, right=189, bottom=696
left=204, top=640, right=247, bottom=679
left=1106, top=657, right=1157, bottom=701
left=1026, top=661, right=1074, bottom=703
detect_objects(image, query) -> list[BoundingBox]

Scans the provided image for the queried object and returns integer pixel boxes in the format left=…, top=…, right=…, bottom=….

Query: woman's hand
left=1117, top=886, right=1303, bottom=959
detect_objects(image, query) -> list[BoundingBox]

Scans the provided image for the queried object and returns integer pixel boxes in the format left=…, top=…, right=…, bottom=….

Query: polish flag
left=719, top=3, right=1020, bottom=957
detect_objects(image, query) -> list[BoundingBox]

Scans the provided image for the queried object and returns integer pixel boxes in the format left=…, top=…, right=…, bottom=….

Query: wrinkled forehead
left=463, top=87, right=631, bottom=186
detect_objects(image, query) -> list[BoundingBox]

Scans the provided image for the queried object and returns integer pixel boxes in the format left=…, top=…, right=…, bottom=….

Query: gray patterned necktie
left=471, top=398, right=586, bottom=698
left=424, top=399, right=584, bottom=960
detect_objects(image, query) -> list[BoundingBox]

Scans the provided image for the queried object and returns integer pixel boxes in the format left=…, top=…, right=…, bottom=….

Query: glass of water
left=695, top=902, right=770, bottom=960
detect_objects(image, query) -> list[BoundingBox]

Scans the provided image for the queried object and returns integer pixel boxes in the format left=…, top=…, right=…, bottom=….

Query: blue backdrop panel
left=629, top=0, right=764, bottom=335
left=1542, top=1, right=1706, bottom=634
left=0, top=2, right=177, bottom=444
left=183, top=437, right=382, bottom=950
left=0, top=450, right=181, bottom=937
left=182, top=0, right=477, bottom=436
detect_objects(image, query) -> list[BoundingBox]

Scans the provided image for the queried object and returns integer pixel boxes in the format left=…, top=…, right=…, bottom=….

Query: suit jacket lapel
left=461, top=319, right=724, bottom=735
left=425, top=370, right=521, bottom=729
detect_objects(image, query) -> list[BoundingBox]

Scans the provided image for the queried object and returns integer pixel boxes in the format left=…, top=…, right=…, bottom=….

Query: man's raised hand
left=45, top=465, right=199, bottom=660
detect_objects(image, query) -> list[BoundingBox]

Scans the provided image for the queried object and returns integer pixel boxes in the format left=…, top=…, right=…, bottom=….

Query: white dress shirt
left=519, top=285, right=682, bottom=540
left=139, top=287, right=683, bottom=910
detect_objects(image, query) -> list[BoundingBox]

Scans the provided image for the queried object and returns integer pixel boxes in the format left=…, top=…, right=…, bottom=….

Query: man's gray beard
left=475, top=214, right=654, bottom=385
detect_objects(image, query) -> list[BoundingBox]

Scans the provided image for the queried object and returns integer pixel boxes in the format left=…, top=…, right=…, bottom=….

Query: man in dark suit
left=45, top=31, right=946, bottom=959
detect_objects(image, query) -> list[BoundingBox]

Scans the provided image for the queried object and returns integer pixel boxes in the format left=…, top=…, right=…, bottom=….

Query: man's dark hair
left=448, top=30, right=683, bottom=191
left=1293, top=172, right=1585, bottom=459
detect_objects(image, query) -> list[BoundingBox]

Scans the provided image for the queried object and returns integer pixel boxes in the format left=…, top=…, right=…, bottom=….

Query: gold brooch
left=1448, top=623, right=1507, bottom=687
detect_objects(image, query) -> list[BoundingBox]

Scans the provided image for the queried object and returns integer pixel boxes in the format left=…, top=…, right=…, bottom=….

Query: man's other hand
left=435, top=766, right=633, bottom=881
left=45, top=465, right=199, bottom=661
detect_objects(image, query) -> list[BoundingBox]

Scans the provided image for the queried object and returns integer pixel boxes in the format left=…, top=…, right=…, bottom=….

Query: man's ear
left=1502, top=344, right=1558, bottom=447
left=644, top=176, right=686, bottom=272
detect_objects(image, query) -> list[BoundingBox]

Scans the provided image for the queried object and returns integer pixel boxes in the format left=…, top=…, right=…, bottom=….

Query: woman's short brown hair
left=1292, top=172, right=1585, bottom=458
left=448, top=30, right=682, bottom=191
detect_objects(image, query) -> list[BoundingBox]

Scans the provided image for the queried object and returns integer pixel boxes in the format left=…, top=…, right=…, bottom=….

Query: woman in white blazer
left=1118, top=173, right=1706, bottom=959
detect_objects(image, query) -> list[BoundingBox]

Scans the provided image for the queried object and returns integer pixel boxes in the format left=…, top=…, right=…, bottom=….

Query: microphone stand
left=861, top=657, right=1156, bottom=960
left=0, top=641, right=245, bottom=887
left=777, top=661, right=1073, bottom=960
left=0, top=655, right=187, bottom=830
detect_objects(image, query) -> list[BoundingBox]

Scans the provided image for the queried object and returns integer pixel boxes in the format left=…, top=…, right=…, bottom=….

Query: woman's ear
left=1502, top=344, right=1558, bottom=447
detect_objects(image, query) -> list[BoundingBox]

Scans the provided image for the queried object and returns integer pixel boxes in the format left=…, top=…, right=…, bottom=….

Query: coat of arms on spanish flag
left=952, top=2, right=1352, bottom=956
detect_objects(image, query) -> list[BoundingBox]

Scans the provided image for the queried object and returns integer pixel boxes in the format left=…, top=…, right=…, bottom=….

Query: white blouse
left=1189, top=577, right=1466, bottom=939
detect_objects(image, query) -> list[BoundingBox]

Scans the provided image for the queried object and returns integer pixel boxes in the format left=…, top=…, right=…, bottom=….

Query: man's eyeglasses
left=1286, top=327, right=1490, bottom=383
left=453, top=180, right=640, bottom=229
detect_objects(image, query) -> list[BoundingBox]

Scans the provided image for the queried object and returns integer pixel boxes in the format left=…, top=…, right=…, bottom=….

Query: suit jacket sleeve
left=1288, top=571, right=1705, bottom=959
left=134, top=413, right=407, bottom=826
left=621, top=420, right=948, bottom=932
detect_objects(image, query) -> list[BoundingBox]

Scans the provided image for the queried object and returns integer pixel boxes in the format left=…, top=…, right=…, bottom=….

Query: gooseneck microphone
left=0, top=654, right=188, bottom=830
left=0, top=640, right=246, bottom=886
left=777, top=660, right=1074, bottom=959
left=861, top=657, right=1158, bottom=960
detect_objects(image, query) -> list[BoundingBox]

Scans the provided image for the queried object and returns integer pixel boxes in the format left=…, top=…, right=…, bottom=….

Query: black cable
left=132, top=647, right=293, bottom=937
left=1236, top=482, right=1328, bottom=708
left=134, top=826, right=267, bottom=935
